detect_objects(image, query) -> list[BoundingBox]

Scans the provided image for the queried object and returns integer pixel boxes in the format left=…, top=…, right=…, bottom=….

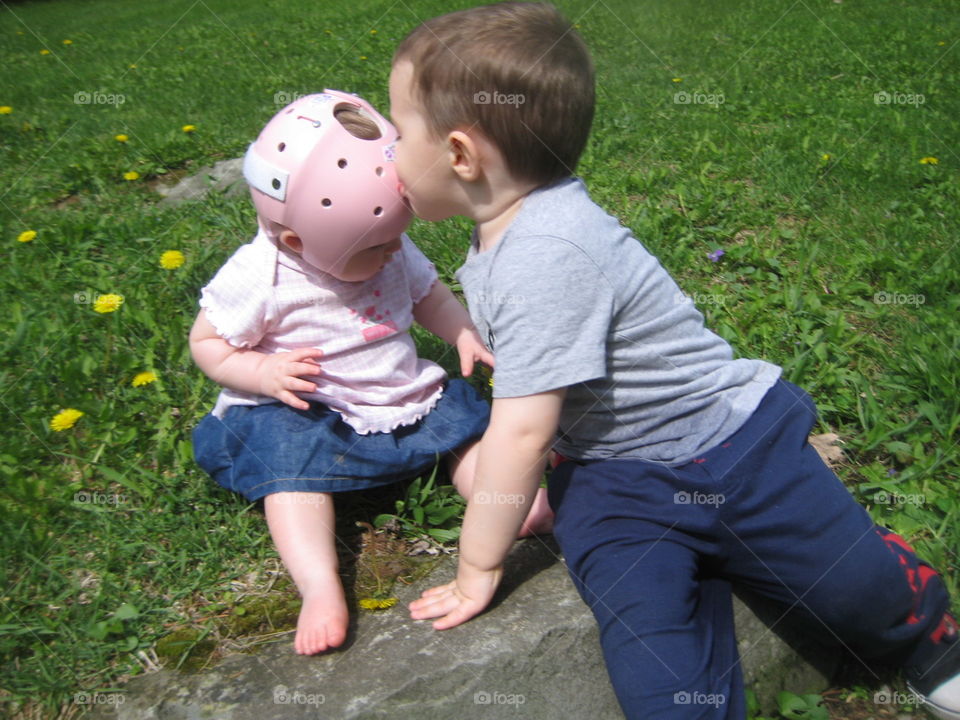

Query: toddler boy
left=389, top=3, right=960, bottom=718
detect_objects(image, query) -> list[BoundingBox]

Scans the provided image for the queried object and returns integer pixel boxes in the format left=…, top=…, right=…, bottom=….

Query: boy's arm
left=413, top=281, right=494, bottom=376
left=189, top=309, right=324, bottom=410
left=409, top=388, right=565, bottom=629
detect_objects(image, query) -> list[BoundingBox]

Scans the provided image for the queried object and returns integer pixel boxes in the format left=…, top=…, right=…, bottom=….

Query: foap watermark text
left=674, top=491, right=725, bottom=507
left=273, top=685, right=325, bottom=706
left=75, top=91, right=126, bottom=106
left=474, top=690, right=526, bottom=706
left=874, top=91, right=925, bottom=107
left=674, top=691, right=726, bottom=708
left=674, top=91, right=725, bottom=107
left=474, top=90, right=525, bottom=108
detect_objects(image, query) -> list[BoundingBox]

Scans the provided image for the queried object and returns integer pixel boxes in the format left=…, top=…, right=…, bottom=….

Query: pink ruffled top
left=200, top=230, right=446, bottom=434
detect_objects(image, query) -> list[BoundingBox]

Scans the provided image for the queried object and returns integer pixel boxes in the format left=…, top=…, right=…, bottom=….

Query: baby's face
left=336, top=236, right=403, bottom=283
left=388, top=60, right=459, bottom=222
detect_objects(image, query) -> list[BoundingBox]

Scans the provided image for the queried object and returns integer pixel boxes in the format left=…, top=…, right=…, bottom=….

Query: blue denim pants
left=548, top=379, right=952, bottom=719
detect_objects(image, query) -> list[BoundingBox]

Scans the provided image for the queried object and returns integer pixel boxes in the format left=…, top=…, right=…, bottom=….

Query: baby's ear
left=278, top=229, right=304, bottom=254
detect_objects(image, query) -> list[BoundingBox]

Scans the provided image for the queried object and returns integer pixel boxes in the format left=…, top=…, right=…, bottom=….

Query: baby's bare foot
left=294, top=575, right=349, bottom=655
left=519, top=487, right=554, bottom=537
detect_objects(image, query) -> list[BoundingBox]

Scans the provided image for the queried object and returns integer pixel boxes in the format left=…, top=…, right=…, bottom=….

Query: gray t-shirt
left=456, top=177, right=781, bottom=464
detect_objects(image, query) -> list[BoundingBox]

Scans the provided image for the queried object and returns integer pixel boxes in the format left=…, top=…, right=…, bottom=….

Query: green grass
left=1, top=0, right=958, bottom=716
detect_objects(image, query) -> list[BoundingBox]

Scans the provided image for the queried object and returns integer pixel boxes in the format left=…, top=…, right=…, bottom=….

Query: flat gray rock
left=90, top=537, right=837, bottom=719
left=155, top=157, right=246, bottom=207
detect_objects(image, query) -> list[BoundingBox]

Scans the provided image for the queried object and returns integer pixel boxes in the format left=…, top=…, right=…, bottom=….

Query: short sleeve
left=484, top=237, right=614, bottom=398
left=398, top=234, right=438, bottom=304
left=198, top=242, right=275, bottom=349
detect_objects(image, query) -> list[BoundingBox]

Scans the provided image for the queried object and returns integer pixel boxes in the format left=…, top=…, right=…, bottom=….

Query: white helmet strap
left=243, top=143, right=289, bottom=202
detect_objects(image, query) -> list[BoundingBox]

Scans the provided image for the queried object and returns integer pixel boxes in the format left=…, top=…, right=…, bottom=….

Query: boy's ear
left=278, top=229, right=304, bottom=254
left=448, top=129, right=482, bottom=182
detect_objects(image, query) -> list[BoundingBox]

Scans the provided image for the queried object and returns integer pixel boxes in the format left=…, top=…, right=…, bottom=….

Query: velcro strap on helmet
left=243, top=143, right=289, bottom=202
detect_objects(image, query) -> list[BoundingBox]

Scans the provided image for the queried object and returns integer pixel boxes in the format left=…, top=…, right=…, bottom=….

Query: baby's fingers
left=291, top=361, right=322, bottom=379
left=285, top=376, right=317, bottom=394
left=278, top=390, right=311, bottom=411
left=289, top=346, right=324, bottom=362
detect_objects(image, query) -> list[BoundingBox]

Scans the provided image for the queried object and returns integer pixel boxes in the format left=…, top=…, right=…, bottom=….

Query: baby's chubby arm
left=409, top=388, right=565, bottom=629
left=413, top=282, right=494, bottom=376
left=188, top=309, right=323, bottom=411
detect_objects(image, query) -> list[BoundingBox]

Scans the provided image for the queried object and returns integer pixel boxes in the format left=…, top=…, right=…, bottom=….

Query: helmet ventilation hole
left=278, top=142, right=286, bottom=152
left=271, top=178, right=281, bottom=190
left=338, top=158, right=348, bottom=169
left=373, top=206, right=383, bottom=216
left=322, top=198, right=332, bottom=207
left=375, top=167, right=384, bottom=176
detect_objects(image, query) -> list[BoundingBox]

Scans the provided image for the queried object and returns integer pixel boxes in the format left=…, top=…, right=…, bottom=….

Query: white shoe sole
left=907, top=683, right=960, bottom=720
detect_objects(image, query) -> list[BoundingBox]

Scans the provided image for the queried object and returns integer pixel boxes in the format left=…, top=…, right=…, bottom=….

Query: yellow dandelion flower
left=115, top=134, right=128, bottom=142
left=360, top=55, right=368, bottom=61
left=40, top=49, right=50, bottom=55
left=672, top=78, right=682, bottom=83
left=0, top=106, right=12, bottom=115
left=93, top=293, right=123, bottom=313
left=919, top=156, right=939, bottom=165
left=820, top=153, right=832, bottom=163
left=359, top=597, right=398, bottom=610
left=123, top=171, right=139, bottom=181
left=370, top=29, right=378, bottom=34
left=17, top=230, right=37, bottom=243
left=128, top=64, right=137, bottom=69
left=160, top=250, right=185, bottom=269
left=181, top=124, right=196, bottom=133
left=63, top=39, right=72, bottom=45
left=131, top=371, right=158, bottom=387
left=50, top=408, right=83, bottom=432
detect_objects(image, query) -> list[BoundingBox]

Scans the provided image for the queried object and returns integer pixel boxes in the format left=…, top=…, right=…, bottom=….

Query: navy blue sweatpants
left=547, top=379, right=952, bottom=719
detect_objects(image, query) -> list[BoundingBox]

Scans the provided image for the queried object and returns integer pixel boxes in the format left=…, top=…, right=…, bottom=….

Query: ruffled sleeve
left=198, top=233, right=278, bottom=349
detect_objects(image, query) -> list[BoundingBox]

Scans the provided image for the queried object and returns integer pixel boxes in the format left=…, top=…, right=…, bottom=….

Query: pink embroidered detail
left=362, top=320, right=398, bottom=342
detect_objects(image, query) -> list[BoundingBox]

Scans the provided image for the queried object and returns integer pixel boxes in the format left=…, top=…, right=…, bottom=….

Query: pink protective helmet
left=242, top=90, right=412, bottom=277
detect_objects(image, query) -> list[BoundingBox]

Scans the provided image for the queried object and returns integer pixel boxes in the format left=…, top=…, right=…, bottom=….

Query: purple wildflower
left=708, top=248, right=725, bottom=262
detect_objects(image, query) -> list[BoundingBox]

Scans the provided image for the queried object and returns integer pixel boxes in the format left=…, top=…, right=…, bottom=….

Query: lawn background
left=1, top=0, right=958, bottom=717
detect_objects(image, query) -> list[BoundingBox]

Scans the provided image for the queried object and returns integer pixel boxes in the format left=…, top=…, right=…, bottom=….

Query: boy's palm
left=409, top=564, right=503, bottom=630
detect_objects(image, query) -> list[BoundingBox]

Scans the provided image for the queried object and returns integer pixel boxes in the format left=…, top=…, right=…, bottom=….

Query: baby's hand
left=455, top=328, right=495, bottom=378
left=257, top=347, right=324, bottom=410
left=409, top=562, right=502, bottom=630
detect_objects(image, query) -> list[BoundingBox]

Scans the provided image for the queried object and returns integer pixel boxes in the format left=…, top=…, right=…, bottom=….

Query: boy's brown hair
left=394, top=2, right=595, bottom=186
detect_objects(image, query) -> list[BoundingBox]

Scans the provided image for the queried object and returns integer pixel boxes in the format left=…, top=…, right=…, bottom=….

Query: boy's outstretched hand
left=409, top=562, right=503, bottom=630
